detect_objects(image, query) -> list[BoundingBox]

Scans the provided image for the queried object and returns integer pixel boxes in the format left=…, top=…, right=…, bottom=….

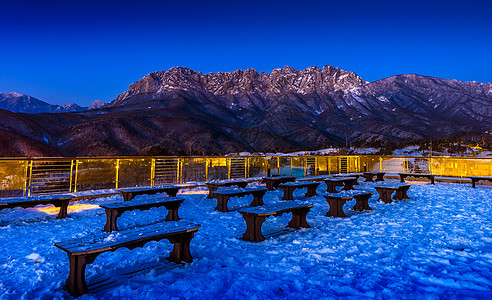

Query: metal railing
left=0, top=155, right=490, bottom=197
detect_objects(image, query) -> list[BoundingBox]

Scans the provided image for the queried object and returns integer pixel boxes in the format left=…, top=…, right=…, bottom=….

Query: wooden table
left=118, top=185, right=184, bottom=201
left=99, top=196, right=185, bottom=232
left=262, top=176, right=297, bottom=191
left=323, top=177, right=357, bottom=193
left=205, top=179, right=252, bottom=198
left=362, top=172, right=386, bottom=182
left=278, top=181, right=320, bottom=200
left=323, top=192, right=374, bottom=217
left=375, top=184, right=411, bottom=203
left=398, top=173, right=436, bottom=184
left=211, top=187, right=267, bottom=212
left=469, top=176, right=492, bottom=188
left=238, top=201, right=313, bottom=242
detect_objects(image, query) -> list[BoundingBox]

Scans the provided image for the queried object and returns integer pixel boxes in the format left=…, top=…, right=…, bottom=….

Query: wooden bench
left=205, top=179, right=252, bottom=198
left=374, top=183, right=411, bottom=203
left=238, top=201, right=313, bottom=242
left=55, top=221, right=201, bottom=297
left=469, top=176, right=492, bottom=188
left=296, top=175, right=332, bottom=182
left=0, top=194, right=74, bottom=219
left=398, top=173, right=436, bottom=184
left=278, top=181, right=320, bottom=200
left=212, top=187, right=267, bottom=212
left=333, top=173, right=362, bottom=185
left=323, top=177, right=357, bottom=193
left=99, top=196, right=185, bottom=232
left=362, top=172, right=386, bottom=182
left=262, top=176, right=297, bottom=191
left=118, top=185, right=188, bottom=202
left=324, top=191, right=374, bottom=217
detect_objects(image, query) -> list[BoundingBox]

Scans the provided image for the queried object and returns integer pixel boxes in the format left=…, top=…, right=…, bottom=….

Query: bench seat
left=238, top=201, right=313, bottom=242
left=398, top=173, right=436, bottom=184
left=212, top=187, right=267, bottom=212
left=99, top=196, right=185, bottom=232
left=262, top=176, right=297, bottom=191
left=55, top=221, right=200, bottom=297
left=469, top=176, right=492, bottom=188
left=0, top=193, right=75, bottom=219
left=205, top=179, right=252, bottom=198
left=118, top=185, right=191, bottom=201
left=278, top=181, right=320, bottom=200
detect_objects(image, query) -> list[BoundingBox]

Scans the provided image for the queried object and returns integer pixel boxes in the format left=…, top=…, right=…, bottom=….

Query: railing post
left=69, top=160, right=74, bottom=193
left=205, top=158, right=209, bottom=182
left=150, top=158, right=155, bottom=186
left=115, top=159, right=120, bottom=189
left=73, top=160, right=79, bottom=193
left=26, top=160, right=33, bottom=197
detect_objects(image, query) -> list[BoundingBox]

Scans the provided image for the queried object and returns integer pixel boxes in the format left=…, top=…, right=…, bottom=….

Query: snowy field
left=1, top=179, right=492, bottom=299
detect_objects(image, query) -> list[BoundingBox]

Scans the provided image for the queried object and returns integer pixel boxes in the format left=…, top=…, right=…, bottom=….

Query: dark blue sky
left=1, top=0, right=491, bottom=106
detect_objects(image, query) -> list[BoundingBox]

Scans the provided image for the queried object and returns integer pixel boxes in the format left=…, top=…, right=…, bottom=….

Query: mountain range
left=0, top=92, right=104, bottom=113
left=0, top=66, right=490, bottom=157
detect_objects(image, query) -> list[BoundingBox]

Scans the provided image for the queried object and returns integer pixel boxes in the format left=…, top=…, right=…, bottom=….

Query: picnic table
left=0, top=194, right=75, bottom=219
left=278, top=181, right=320, bottom=200
left=374, top=183, right=411, bottom=203
left=55, top=221, right=200, bottom=297
left=238, top=201, right=313, bottom=242
left=296, top=175, right=332, bottom=182
left=211, top=187, right=267, bottom=212
left=99, top=196, right=185, bottom=232
left=323, top=177, right=357, bottom=193
left=362, top=172, right=386, bottom=182
left=469, top=176, right=492, bottom=188
left=118, top=185, right=188, bottom=201
left=262, top=176, right=297, bottom=191
left=205, top=179, right=253, bottom=198
left=398, top=173, right=436, bottom=184
left=323, top=191, right=374, bottom=217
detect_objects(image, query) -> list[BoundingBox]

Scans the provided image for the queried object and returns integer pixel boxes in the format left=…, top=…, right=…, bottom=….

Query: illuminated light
left=36, top=204, right=100, bottom=215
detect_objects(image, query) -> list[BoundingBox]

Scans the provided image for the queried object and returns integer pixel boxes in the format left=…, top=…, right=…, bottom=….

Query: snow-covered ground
left=1, top=180, right=492, bottom=299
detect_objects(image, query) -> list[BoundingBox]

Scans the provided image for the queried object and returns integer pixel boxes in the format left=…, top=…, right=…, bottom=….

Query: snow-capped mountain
left=0, top=66, right=490, bottom=157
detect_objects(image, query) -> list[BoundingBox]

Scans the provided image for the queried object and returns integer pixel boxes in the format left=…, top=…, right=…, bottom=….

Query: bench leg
left=167, top=232, right=195, bottom=264
left=241, top=214, right=266, bottom=242
left=305, top=186, right=318, bottom=197
left=165, top=203, right=181, bottom=221
left=472, top=180, right=476, bottom=188
left=377, top=189, right=394, bottom=204
left=167, top=189, right=179, bottom=197
left=265, top=181, right=274, bottom=191
left=251, top=192, right=265, bottom=206
left=431, top=177, right=435, bottom=185
left=376, top=174, right=384, bottom=182
left=353, top=194, right=372, bottom=211
left=400, top=176, right=406, bottom=183
left=103, top=209, right=122, bottom=232
left=63, top=253, right=98, bottom=297
left=326, top=198, right=347, bottom=217
left=325, top=182, right=338, bottom=193
left=207, top=186, right=217, bottom=198
left=342, top=182, right=355, bottom=191
left=396, top=186, right=410, bottom=200
left=287, top=208, right=311, bottom=229
left=281, top=187, right=294, bottom=200
left=363, top=175, right=373, bottom=182
left=55, top=200, right=69, bottom=219
left=214, top=195, right=230, bottom=212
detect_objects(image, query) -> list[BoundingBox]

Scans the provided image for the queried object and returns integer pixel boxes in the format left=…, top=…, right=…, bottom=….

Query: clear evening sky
left=1, top=0, right=491, bottom=106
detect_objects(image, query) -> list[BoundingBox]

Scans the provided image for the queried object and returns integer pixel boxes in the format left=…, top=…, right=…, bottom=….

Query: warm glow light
left=36, top=204, right=101, bottom=215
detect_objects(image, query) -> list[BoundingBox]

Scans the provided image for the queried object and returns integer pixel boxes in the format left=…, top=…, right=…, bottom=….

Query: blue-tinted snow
left=0, top=180, right=491, bottom=299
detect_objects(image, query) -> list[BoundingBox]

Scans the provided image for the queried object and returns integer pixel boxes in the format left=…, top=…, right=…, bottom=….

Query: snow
left=1, top=180, right=492, bottom=298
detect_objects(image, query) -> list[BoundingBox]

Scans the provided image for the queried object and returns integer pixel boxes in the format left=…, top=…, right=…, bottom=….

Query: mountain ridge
left=0, top=65, right=490, bottom=157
